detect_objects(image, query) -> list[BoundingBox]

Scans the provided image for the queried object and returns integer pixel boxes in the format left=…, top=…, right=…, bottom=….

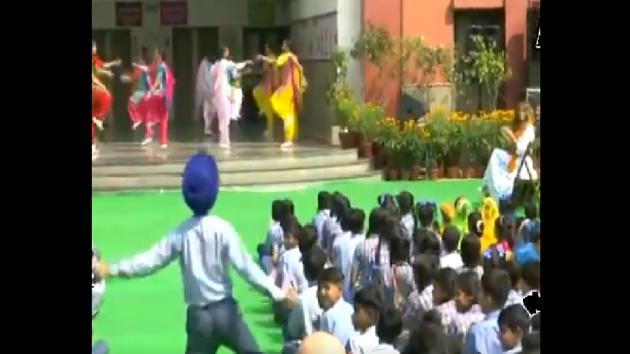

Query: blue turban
left=182, top=153, right=220, bottom=216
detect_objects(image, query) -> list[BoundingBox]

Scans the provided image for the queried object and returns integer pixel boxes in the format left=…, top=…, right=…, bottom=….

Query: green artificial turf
left=92, top=178, right=483, bottom=353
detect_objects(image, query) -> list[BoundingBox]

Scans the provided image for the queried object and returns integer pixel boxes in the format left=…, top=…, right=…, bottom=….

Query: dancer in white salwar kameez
left=211, top=46, right=251, bottom=149
left=483, top=104, right=539, bottom=201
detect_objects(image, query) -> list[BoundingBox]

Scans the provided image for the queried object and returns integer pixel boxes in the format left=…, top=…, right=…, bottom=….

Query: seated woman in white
left=483, top=104, right=538, bottom=201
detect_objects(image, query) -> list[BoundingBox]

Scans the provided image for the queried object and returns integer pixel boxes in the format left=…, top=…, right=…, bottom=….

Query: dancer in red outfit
left=92, top=40, right=121, bottom=156
left=142, top=49, right=175, bottom=149
left=122, top=58, right=152, bottom=131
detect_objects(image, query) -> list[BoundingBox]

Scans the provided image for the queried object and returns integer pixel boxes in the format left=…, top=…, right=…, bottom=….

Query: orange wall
left=402, top=0, right=454, bottom=47
left=362, top=0, right=402, bottom=115
left=505, top=0, right=528, bottom=107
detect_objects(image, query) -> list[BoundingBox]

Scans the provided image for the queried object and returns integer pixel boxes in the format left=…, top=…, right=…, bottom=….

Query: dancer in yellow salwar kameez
left=259, top=40, right=307, bottom=150
left=252, top=43, right=278, bottom=141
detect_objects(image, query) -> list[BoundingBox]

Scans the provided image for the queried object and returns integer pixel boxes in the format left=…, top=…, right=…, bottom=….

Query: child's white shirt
left=440, top=251, right=464, bottom=270
left=346, top=326, right=380, bottom=354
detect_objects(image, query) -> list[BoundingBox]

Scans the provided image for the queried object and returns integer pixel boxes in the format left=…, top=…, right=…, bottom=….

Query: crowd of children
left=257, top=191, right=541, bottom=354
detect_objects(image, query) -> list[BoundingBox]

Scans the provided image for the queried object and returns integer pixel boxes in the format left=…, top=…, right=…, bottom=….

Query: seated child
left=313, top=191, right=332, bottom=246
left=299, top=224, right=318, bottom=255
left=397, top=191, right=415, bottom=240
left=370, top=306, right=404, bottom=354
left=432, top=268, right=458, bottom=329
left=402, top=254, right=438, bottom=329
left=259, top=199, right=288, bottom=274
left=440, top=226, right=463, bottom=270
left=318, top=267, right=357, bottom=346
left=331, top=208, right=366, bottom=302
left=515, top=229, right=540, bottom=265
left=388, top=236, right=415, bottom=310
left=284, top=246, right=328, bottom=353
left=498, top=304, right=531, bottom=354
left=464, top=268, right=512, bottom=354
left=448, top=271, right=485, bottom=340
left=517, top=261, right=540, bottom=299
left=503, top=261, right=523, bottom=307
left=458, top=234, right=483, bottom=279
left=440, top=202, right=456, bottom=234
left=346, top=286, right=382, bottom=354
left=92, top=245, right=106, bottom=319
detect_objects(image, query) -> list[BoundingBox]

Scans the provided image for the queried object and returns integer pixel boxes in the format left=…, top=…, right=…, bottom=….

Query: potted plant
left=380, top=121, right=402, bottom=181
left=399, top=120, right=424, bottom=180
left=327, top=50, right=359, bottom=149
left=355, top=102, right=385, bottom=158
left=374, top=116, right=398, bottom=169
left=424, top=110, right=450, bottom=178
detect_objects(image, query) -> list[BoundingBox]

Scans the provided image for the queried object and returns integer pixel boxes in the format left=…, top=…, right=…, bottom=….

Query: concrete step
left=92, top=150, right=360, bottom=176
left=92, top=163, right=377, bottom=191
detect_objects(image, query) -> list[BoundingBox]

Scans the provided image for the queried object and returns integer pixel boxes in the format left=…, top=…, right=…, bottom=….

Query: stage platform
left=92, top=142, right=378, bottom=192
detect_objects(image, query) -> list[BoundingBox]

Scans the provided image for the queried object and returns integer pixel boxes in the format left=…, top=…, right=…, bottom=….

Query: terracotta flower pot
left=372, top=143, right=386, bottom=169
left=474, top=166, right=485, bottom=178
left=386, top=167, right=400, bottom=181
left=358, top=140, right=374, bottom=159
left=338, top=130, right=359, bottom=149
left=446, top=166, right=463, bottom=179
left=429, top=168, right=442, bottom=180
left=464, top=167, right=477, bottom=179
left=410, top=165, right=422, bottom=180
left=400, top=169, right=411, bottom=180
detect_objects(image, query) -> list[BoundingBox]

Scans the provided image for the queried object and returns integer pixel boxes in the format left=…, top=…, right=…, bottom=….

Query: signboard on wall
left=160, top=1, right=188, bottom=26
left=291, top=14, right=337, bottom=60
left=115, top=2, right=143, bottom=27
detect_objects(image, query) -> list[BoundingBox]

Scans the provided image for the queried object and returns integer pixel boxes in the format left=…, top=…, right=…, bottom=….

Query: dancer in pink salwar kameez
left=210, top=46, right=251, bottom=149
left=143, top=49, right=176, bottom=149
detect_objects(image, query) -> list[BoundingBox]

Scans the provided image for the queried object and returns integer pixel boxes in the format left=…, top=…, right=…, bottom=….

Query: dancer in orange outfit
left=252, top=43, right=278, bottom=141
left=92, top=40, right=120, bottom=155
left=258, top=40, right=307, bottom=150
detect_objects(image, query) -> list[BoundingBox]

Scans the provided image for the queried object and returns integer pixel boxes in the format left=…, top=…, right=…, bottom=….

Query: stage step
left=92, top=143, right=377, bottom=191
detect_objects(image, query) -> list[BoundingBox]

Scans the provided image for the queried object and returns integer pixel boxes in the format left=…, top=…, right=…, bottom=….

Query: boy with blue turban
left=95, top=152, right=294, bottom=354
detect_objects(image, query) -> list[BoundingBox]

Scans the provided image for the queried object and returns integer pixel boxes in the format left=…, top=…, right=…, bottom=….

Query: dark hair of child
left=366, top=207, right=388, bottom=237
left=318, top=266, right=344, bottom=284
left=298, top=224, right=318, bottom=254
left=467, top=212, right=483, bottom=237
left=412, top=254, right=439, bottom=292
left=303, top=246, right=328, bottom=282
left=389, top=236, right=411, bottom=266
left=499, top=198, right=516, bottom=215
left=455, top=271, right=480, bottom=304
left=442, top=226, right=460, bottom=254
left=376, top=306, right=403, bottom=344
left=413, top=228, right=441, bottom=257
left=317, top=191, right=332, bottom=212
left=524, top=203, right=538, bottom=219
left=281, top=216, right=302, bottom=247
left=330, top=193, right=350, bottom=221
left=434, top=268, right=458, bottom=305
left=481, top=268, right=512, bottom=309
left=416, top=203, right=436, bottom=228
left=271, top=199, right=285, bottom=222
left=495, top=215, right=516, bottom=247
left=397, top=191, right=414, bottom=215
left=504, top=261, right=520, bottom=291
left=403, top=313, right=451, bottom=354
left=520, top=261, right=540, bottom=290
left=341, top=208, right=366, bottom=235
left=379, top=194, right=399, bottom=215
left=354, top=286, right=383, bottom=322
left=284, top=199, right=295, bottom=215
left=461, top=234, right=481, bottom=268
left=498, top=304, right=531, bottom=337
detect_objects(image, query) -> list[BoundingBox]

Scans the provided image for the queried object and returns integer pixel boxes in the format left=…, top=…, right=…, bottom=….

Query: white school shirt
left=332, top=231, right=366, bottom=302
left=286, top=284, right=323, bottom=338
left=367, top=343, right=400, bottom=354
left=321, top=298, right=357, bottom=346
left=346, top=326, right=380, bottom=354
left=440, top=251, right=464, bottom=270
left=276, top=247, right=308, bottom=293
left=313, top=209, right=331, bottom=246
left=110, top=215, right=286, bottom=305
left=400, top=213, right=415, bottom=240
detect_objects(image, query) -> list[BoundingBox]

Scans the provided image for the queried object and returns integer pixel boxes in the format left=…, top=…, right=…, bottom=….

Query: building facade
left=92, top=0, right=539, bottom=143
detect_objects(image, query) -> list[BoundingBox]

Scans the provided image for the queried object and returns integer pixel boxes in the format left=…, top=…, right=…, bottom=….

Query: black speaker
left=399, top=92, right=429, bottom=121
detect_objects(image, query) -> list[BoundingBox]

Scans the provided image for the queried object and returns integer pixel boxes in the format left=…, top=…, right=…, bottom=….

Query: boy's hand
left=95, top=261, right=111, bottom=279
left=283, top=287, right=299, bottom=309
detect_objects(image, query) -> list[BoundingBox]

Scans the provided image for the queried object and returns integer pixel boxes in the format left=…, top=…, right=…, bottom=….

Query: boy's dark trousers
left=186, top=297, right=263, bottom=354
